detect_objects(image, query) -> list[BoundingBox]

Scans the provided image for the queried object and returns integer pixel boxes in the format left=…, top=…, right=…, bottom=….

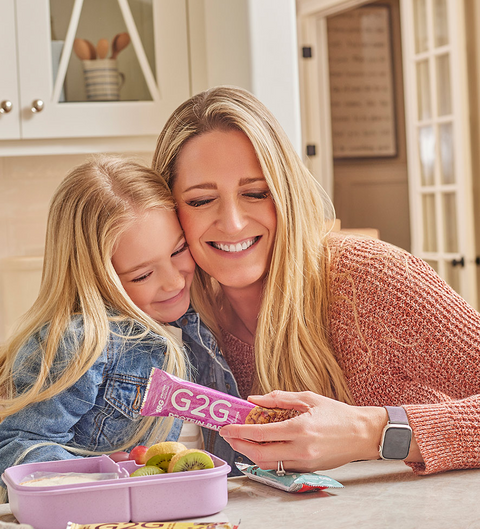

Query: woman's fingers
left=220, top=414, right=301, bottom=443
left=247, top=390, right=317, bottom=411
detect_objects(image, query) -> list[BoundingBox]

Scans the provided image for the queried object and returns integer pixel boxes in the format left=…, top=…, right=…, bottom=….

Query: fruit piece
left=109, top=451, right=130, bottom=462
left=129, top=465, right=165, bottom=478
left=128, top=445, right=148, bottom=465
left=167, top=449, right=214, bottom=473
left=144, top=441, right=187, bottom=472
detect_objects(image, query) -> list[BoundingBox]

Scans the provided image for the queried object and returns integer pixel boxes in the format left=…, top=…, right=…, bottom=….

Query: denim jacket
left=176, top=308, right=251, bottom=476
left=0, top=315, right=185, bottom=482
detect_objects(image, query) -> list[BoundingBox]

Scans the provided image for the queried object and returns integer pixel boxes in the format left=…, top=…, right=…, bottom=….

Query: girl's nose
left=217, top=199, right=247, bottom=234
left=161, top=265, right=185, bottom=293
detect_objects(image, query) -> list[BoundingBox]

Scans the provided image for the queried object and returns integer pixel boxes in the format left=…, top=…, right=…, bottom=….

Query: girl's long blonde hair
left=153, top=86, right=352, bottom=404
left=0, top=156, right=188, bottom=447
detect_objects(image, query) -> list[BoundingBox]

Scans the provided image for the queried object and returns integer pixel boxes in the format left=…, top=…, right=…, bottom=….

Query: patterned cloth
left=220, top=328, right=255, bottom=399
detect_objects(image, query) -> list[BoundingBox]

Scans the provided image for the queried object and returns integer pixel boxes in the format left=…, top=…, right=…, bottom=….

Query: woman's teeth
left=211, top=237, right=259, bottom=253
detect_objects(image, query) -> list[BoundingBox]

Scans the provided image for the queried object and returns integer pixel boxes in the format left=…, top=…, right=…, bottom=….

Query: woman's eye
left=185, top=197, right=214, bottom=207
left=132, top=271, right=152, bottom=283
left=172, top=242, right=189, bottom=257
left=244, top=190, right=270, bottom=200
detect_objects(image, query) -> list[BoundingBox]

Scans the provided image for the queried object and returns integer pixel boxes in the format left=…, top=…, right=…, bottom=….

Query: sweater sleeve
left=328, top=234, right=480, bottom=475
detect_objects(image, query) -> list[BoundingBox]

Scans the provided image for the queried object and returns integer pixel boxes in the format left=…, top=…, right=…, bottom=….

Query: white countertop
left=222, top=460, right=480, bottom=528
left=2, top=460, right=480, bottom=528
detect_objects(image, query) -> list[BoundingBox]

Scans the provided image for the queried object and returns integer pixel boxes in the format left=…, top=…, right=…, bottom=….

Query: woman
left=152, top=86, right=480, bottom=476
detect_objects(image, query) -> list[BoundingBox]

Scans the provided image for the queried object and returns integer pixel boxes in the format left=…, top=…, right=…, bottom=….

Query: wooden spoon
left=85, top=39, right=97, bottom=60
left=97, top=38, right=109, bottom=59
left=73, top=38, right=91, bottom=60
left=111, top=32, right=130, bottom=59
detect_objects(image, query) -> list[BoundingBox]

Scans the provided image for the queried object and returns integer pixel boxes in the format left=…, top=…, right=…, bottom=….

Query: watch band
left=384, top=405, right=409, bottom=425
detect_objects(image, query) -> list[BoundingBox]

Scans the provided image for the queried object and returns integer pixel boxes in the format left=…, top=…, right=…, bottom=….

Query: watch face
left=382, top=426, right=412, bottom=460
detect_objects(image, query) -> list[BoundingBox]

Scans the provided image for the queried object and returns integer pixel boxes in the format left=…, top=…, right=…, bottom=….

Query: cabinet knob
left=0, top=100, right=13, bottom=114
left=31, top=99, right=44, bottom=113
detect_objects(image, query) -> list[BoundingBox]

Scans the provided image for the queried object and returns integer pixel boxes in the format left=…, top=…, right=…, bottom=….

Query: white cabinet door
left=0, top=0, right=21, bottom=139
left=400, top=0, right=477, bottom=308
left=11, top=0, right=190, bottom=139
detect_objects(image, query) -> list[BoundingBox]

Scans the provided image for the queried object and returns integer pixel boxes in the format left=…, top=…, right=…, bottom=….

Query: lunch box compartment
left=3, top=453, right=229, bottom=529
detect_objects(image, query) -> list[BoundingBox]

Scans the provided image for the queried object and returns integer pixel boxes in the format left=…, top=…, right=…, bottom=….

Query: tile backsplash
left=0, top=151, right=152, bottom=342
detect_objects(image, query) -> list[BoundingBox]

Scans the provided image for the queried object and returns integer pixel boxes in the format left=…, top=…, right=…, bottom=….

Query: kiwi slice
left=144, top=441, right=187, bottom=472
left=167, top=449, right=215, bottom=473
left=129, top=465, right=165, bottom=478
left=145, top=454, right=172, bottom=472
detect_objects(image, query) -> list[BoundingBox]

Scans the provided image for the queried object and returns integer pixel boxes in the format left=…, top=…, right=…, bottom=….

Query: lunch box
left=2, top=453, right=230, bottom=529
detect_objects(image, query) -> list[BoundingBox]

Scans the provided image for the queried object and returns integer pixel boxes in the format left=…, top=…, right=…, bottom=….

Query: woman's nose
left=217, top=200, right=247, bottom=234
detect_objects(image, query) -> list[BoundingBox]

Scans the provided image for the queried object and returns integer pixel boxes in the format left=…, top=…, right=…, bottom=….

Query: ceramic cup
left=82, top=59, right=125, bottom=101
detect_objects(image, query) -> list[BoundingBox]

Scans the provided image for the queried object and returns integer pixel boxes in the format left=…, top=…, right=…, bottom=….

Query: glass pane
left=442, top=193, right=458, bottom=253
left=433, top=0, right=449, bottom=47
left=445, top=262, right=461, bottom=294
left=413, top=0, right=428, bottom=53
left=418, top=126, right=435, bottom=186
left=436, top=54, right=452, bottom=116
left=425, top=260, right=439, bottom=273
left=417, top=60, right=431, bottom=120
left=422, top=193, right=437, bottom=252
left=49, top=0, right=155, bottom=103
left=439, top=122, right=455, bottom=184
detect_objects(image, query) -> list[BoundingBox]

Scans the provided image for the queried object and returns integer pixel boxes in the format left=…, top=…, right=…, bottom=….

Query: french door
left=297, top=0, right=478, bottom=308
left=400, top=0, right=477, bottom=307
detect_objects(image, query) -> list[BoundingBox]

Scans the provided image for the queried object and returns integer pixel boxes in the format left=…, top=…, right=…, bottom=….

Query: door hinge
left=451, top=257, right=465, bottom=267
left=306, top=144, right=316, bottom=156
left=302, top=46, right=313, bottom=58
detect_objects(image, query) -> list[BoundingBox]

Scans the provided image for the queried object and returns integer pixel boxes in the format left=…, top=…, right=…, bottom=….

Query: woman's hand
left=219, top=390, right=389, bottom=472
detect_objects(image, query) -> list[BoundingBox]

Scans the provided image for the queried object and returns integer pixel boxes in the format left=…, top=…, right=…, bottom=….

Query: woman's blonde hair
left=0, top=156, right=188, bottom=448
left=153, top=86, right=352, bottom=403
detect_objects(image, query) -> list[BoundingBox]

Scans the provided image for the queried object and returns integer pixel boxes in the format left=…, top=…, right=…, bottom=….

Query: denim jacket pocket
left=104, top=374, right=147, bottom=420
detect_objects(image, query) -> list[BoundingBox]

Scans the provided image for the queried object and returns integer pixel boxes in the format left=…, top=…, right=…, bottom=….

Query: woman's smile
left=208, top=236, right=261, bottom=253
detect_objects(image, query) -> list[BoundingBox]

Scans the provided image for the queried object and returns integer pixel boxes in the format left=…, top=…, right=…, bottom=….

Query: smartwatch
left=379, top=406, right=412, bottom=460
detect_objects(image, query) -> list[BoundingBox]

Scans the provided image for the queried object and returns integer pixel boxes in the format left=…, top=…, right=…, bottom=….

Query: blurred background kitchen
left=2, top=0, right=480, bottom=343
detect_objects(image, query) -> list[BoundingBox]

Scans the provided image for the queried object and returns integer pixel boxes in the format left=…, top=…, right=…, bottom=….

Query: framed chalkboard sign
left=327, top=5, right=397, bottom=158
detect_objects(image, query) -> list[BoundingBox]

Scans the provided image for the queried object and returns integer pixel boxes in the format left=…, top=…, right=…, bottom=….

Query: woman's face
left=172, top=129, right=277, bottom=292
left=112, top=209, right=195, bottom=323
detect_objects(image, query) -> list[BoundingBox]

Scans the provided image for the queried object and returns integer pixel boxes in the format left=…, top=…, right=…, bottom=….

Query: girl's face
left=112, top=209, right=195, bottom=323
left=172, top=129, right=277, bottom=292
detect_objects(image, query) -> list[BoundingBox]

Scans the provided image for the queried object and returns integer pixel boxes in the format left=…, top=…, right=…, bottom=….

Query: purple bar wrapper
left=140, top=368, right=256, bottom=431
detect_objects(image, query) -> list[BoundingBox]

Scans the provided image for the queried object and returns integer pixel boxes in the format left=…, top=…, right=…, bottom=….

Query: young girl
left=0, top=156, right=208, bottom=490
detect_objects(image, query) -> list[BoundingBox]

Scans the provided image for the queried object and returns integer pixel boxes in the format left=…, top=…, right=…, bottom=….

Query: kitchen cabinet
left=0, top=0, right=190, bottom=141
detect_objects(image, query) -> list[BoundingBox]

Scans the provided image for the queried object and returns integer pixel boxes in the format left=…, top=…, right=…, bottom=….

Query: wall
left=188, top=0, right=301, bottom=152
left=330, top=0, right=411, bottom=251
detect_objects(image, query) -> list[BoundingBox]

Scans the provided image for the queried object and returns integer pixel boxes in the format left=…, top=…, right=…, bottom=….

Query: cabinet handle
left=0, top=100, right=13, bottom=114
left=31, top=100, right=44, bottom=113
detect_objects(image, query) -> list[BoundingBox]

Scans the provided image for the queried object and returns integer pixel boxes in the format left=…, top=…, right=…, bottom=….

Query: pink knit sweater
left=221, top=233, right=480, bottom=475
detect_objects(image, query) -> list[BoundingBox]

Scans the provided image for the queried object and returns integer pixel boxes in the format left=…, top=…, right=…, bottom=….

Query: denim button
left=181, top=318, right=188, bottom=326
left=226, top=383, right=231, bottom=390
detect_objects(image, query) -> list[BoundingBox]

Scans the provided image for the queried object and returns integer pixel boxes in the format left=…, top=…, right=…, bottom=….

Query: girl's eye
left=185, top=197, right=214, bottom=207
left=243, top=190, right=270, bottom=200
left=132, top=271, right=152, bottom=283
left=172, top=241, right=189, bottom=257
